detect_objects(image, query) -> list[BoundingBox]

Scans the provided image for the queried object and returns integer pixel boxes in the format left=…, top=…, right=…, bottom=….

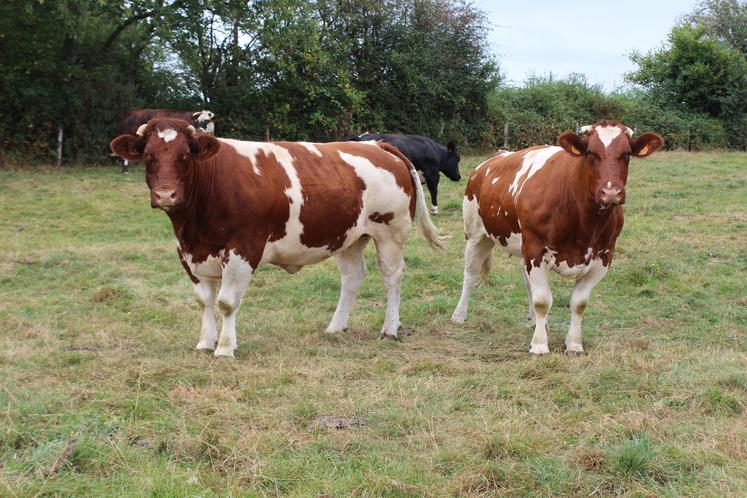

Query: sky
left=472, top=0, right=699, bottom=90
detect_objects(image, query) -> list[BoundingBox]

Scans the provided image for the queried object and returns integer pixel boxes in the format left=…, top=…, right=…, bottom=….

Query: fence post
left=56, top=127, right=63, bottom=168
left=265, top=126, right=270, bottom=142
left=503, top=123, right=509, bottom=149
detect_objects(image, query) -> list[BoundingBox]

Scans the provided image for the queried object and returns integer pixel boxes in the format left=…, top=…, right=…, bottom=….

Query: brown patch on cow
left=280, top=142, right=366, bottom=252
left=369, top=212, right=395, bottom=224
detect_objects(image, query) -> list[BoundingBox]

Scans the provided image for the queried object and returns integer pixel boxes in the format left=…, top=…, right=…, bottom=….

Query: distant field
left=1, top=151, right=745, bottom=497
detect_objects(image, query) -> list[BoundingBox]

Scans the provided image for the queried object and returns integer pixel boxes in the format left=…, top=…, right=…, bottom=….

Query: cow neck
left=166, top=156, right=234, bottom=249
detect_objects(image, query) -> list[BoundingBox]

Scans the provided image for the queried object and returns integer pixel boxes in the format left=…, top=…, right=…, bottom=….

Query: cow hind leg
left=451, top=235, right=494, bottom=323
left=326, top=236, right=369, bottom=333
left=214, top=252, right=254, bottom=358
left=525, top=262, right=553, bottom=355
left=521, top=266, right=536, bottom=326
left=373, top=239, right=406, bottom=340
left=194, top=278, right=218, bottom=351
left=566, top=261, right=608, bottom=355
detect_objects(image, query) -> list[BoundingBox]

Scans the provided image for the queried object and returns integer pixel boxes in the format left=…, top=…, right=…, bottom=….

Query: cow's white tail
left=376, top=142, right=445, bottom=251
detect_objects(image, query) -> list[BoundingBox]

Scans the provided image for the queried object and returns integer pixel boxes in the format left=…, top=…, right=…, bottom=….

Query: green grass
left=1, top=151, right=746, bottom=496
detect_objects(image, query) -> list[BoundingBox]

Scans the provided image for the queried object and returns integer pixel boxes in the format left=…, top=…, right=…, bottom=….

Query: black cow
left=349, top=133, right=461, bottom=214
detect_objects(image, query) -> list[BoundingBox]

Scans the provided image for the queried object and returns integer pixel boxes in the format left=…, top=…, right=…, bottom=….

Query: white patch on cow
left=157, top=128, right=178, bottom=143
left=204, top=121, right=215, bottom=134
left=217, top=138, right=269, bottom=176
left=299, top=142, right=323, bottom=157
left=491, top=176, right=501, bottom=185
left=503, top=232, right=522, bottom=257
left=595, top=125, right=623, bottom=149
left=179, top=245, right=224, bottom=279
left=508, top=146, right=562, bottom=200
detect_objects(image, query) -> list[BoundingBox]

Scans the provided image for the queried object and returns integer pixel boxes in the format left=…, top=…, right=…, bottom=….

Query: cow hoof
left=529, top=344, right=550, bottom=356
left=451, top=312, right=467, bottom=324
left=213, top=347, right=235, bottom=358
left=324, top=326, right=349, bottom=334
left=397, top=325, right=413, bottom=336
left=431, top=206, right=439, bottom=215
left=195, top=340, right=216, bottom=352
left=565, top=350, right=585, bottom=357
left=379, top=331, right=401, bottom=342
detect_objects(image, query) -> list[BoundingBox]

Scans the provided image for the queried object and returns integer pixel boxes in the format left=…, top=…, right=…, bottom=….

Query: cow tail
left=376, top=142, right=445, bottom=252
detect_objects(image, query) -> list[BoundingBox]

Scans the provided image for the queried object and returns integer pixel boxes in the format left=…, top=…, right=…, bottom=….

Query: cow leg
left=326, top=236, right=369, bottom=333
left=521, top=266, right=536, bottom=326
left=451, top=235, right=494, bottom=323
left=374, top=239, right=406, bottom=340
left=566, top=261, right=608, bottom=355
left=194, top=278, right=218, bottom=351
left=525, top=261, right=553, bottom=355
left=425, top=174, right=439, bottom=214
left=214, top=252, right=254, bottom=358
left=122, top=159, right=129, bottom=174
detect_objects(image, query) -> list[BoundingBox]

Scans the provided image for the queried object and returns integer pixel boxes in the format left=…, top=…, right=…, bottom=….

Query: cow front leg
left=451, top=235, right=494, bottom=323
left=194, top=278, right=218, bottom=351
left=326, top=236, right=369, bottom=333
left=566, top=260, right=608, bottom=355
left=525, top=260, right=553, bottom=355
left=374, top=239, right=406, bottom=340
left=215, top=251, right=254, bottom=358
left=425, top=174, right=439, bottom=214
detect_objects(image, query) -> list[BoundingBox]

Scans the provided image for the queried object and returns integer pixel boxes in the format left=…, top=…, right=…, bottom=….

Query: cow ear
left=110, top=135, right=146, bottom=161
left=631, top=132, right=663, bottom=157
left=558, top=132, right=588, bottom=157
left=447, top=141, right=457, bottom=154
left=189, top=134, right=220, bottom=160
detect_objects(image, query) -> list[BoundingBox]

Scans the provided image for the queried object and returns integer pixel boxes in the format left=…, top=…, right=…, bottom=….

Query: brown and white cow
left=451, top=120, right=662, bottom=355
left=118, top=109, right=215, bottom=173
left=110, top=118, right=444, bottom=357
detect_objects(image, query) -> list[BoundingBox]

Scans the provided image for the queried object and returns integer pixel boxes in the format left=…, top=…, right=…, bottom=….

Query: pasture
left=1, top=151, right=745, bottom=496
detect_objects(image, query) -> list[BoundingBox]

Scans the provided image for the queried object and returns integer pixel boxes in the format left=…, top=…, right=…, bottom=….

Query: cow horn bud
left=578, top=125, right=593, bottom=134
left=136, top=124, right=149, bottom=136
left=624, top=127, right=634, bottom=137
left=186, top=125, right=197, bottom=135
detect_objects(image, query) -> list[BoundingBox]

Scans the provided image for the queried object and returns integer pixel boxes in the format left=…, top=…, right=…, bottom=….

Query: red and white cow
left=110, top=118, right=443, bottom=357
left=118, top=109, right=215, bottom=173
left=451, top=120, right=662, bottom=355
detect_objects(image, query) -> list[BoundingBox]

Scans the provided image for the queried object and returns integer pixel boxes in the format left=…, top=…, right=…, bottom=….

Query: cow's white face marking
left=158, top=128, right=178, bottom=143
left=509, top=146, right=562, bottom=200
left=595, top=126, right=623, bottom=149
left=299, top=142, right=323, bottom=157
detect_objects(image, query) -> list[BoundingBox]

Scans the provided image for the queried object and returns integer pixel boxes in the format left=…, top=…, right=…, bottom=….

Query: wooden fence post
left=56, top=127, right=63, bottom=168
left=503, top=123, right=509, bottom=149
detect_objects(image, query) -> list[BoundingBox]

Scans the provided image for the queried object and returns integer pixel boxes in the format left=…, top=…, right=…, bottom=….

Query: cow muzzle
left=597, top=184, right=625, bottom=209
left=151, top=187, right=179, bottom=210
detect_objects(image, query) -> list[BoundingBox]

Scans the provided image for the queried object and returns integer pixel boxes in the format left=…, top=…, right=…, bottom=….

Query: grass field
left=1, top=151, right=745, bottom=497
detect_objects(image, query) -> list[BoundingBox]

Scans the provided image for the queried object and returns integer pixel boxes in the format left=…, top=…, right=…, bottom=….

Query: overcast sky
left=473, top=0, right=699, bottom=90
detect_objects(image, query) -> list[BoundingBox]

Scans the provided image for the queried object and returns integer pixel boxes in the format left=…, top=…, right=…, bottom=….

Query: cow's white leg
left=451, top=235, right=494, bottom=323
left=194, top=278, right=218, bottom=351
left=326, top=237, right=369, bottom=333
left=521, top=266, right=536, bottom=326
left=566, top=260, right=608, bottom=354
left=526, top=262, right=553, bottom=355
left=215, top=252, right=254, bottom=358
left=374, top=239, right=406, bottom=339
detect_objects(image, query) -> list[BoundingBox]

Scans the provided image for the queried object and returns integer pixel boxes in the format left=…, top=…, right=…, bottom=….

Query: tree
left=682, top=0, right=747, bottom=56
left=627, top=25, right=747, bottom=148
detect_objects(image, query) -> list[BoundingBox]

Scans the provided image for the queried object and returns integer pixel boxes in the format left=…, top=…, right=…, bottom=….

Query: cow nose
left=153, top=188, right=177, bottom=207
left=600, top=185, right=624, bottom=205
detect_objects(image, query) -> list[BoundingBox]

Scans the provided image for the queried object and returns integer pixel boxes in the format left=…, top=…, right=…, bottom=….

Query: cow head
left=440, top=141, right=461, bottom=181
left=558, top=120, right=662, bottom=210
left=110, top=118, right=220, bottom=212
left=192, top=110, right=215, bottom=134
